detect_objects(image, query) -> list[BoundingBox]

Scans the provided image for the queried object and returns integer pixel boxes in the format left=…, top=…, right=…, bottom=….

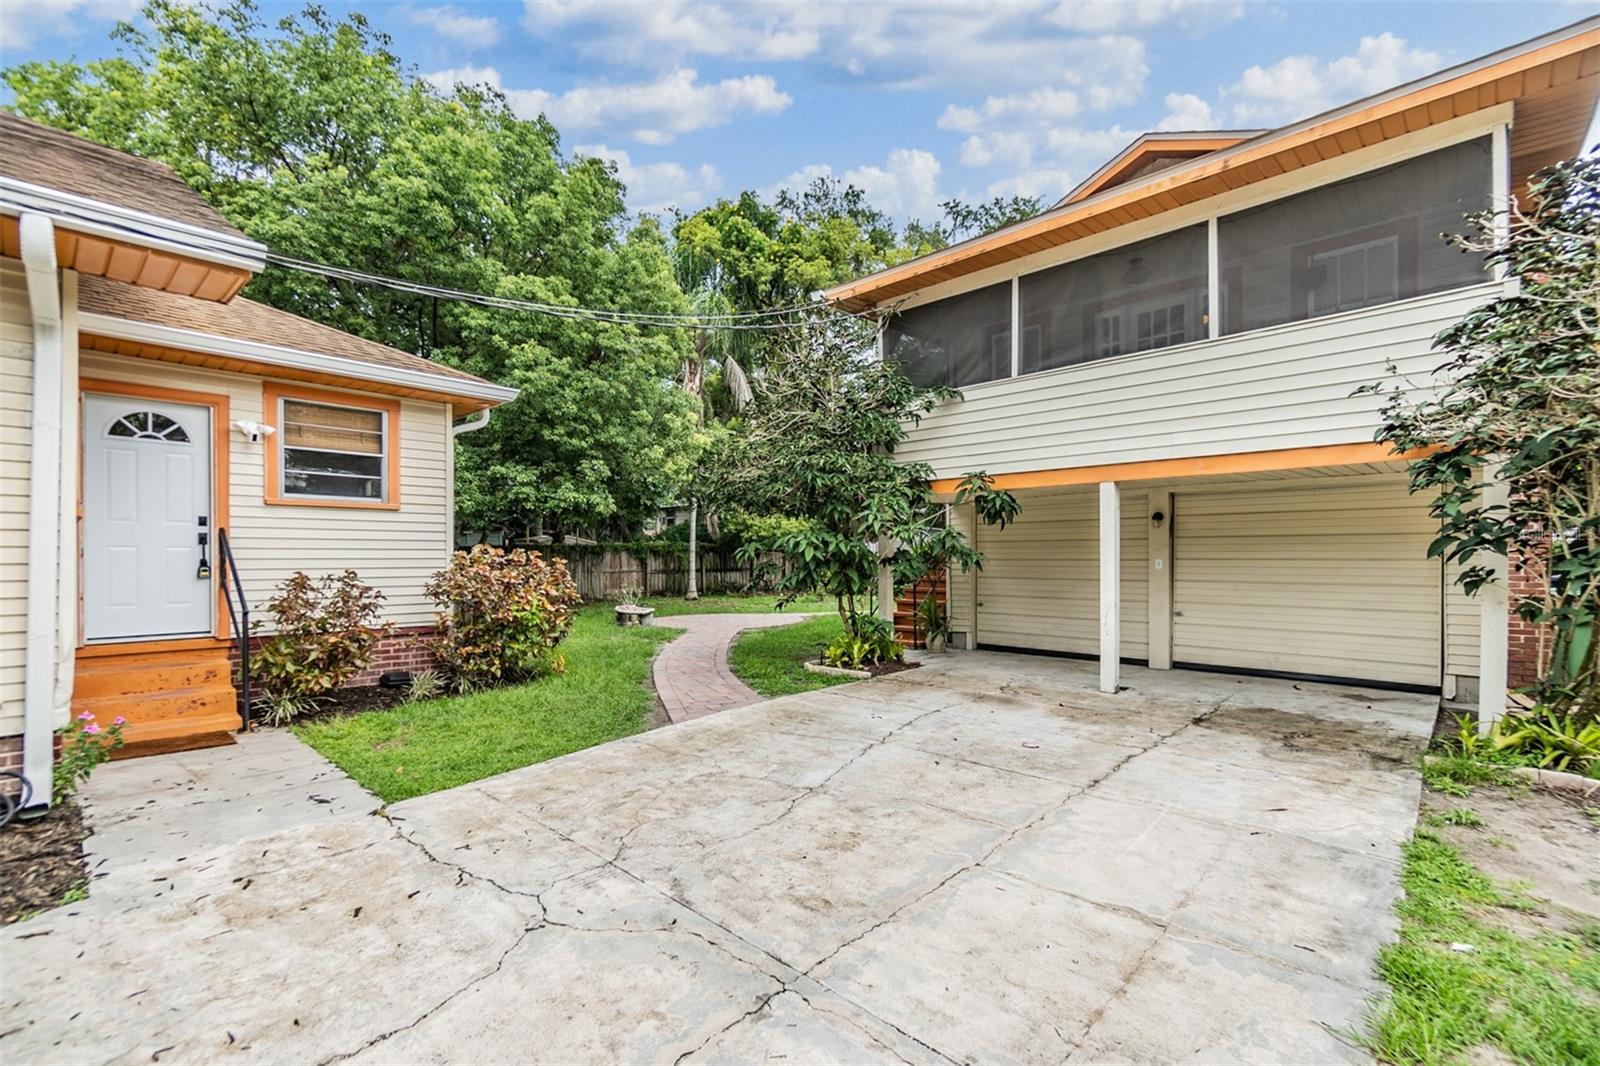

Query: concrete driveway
left=1, top=652, right=1434, bottom=1064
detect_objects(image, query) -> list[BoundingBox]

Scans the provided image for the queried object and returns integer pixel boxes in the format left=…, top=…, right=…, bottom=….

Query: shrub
left=253, top=571, right=392, bottom=712
left=55, top=712, right=126, bottom=805
left=823, top=616, right=904, bottom=670
left=426, top=546, right=582, bottom=692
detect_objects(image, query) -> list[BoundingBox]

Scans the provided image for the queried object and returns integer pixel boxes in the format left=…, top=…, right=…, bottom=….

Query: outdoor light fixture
left=233, top=420, right=276, bottom=444
left=1151, top=510, right=1166, bottom=528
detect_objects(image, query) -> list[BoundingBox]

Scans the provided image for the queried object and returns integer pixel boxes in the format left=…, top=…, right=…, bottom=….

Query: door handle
left=196, top=516, right=212, bottom=579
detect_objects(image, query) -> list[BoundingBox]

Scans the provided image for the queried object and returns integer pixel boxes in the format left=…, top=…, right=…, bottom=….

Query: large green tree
left=4, top=0, right=698, bottom=536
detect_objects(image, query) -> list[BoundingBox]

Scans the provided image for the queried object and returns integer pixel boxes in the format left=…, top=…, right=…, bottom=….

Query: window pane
left=1219, top=137, right=1489, bottom=334
left=1019, top=224, right=1207, bottom=373
left=283, top=400, right=384, bottom=454
left=279, top=397, right=388, bottom=500
left=283, top=448, right=383, bottom=479
left=284, top=471, right=384, bottom=499
left=883, top=281, right=1012, bottom=388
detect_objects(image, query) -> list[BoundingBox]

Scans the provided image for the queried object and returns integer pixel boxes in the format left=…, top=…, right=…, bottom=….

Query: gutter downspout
left=447, top=408, right=494, bottom=553
left=450, top=409, right=492, bottom=438
left=20, top=213, right=62, bottom=810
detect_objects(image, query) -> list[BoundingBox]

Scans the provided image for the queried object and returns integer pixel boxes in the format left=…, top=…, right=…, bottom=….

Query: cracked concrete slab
left=0, top=652, right=1433, bottom=1063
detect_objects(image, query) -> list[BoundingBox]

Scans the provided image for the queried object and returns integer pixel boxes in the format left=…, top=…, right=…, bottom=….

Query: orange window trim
left=928, top=441, right=1436, bottom=495
left=263, top=382, right=402, bottom=511
left=78, top=377, right=232, bottom=643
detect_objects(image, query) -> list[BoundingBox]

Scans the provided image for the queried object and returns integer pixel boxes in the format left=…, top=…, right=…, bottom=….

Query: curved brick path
left=649, top=612, right=820, bottom=723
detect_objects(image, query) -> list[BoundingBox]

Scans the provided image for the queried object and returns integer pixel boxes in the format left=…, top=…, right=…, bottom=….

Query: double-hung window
left=265, top=385, right=399, bottom=507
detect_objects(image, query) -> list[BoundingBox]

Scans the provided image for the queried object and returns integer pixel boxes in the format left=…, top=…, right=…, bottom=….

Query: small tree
left=704, top=315, right=1018, bottom=641
left=1368, top=152, right=1598, bottom=717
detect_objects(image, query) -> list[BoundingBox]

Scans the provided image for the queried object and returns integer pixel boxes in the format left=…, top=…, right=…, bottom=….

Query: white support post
left=877, top=535, right=899, bottom=625
left=1099, top=481, right=1120, bottom=694
left=1009, top=276, right=1020, bottom=378
left=1478, top=463, right=1510, bottom=734
left=1147, top=490, right=1173, bottom=670
left=1490, top=121, right=1512, bottom=288
left=1206, top=217, right=1220, bottom=339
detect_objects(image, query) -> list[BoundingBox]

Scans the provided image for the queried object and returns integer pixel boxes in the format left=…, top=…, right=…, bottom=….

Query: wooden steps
left=894, top=570, right=947, bottom=649
left=74, top=642, right=240, bottom=756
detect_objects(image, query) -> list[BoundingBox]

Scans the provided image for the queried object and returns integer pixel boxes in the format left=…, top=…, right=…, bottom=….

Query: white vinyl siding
left=899, top=283, right=1494, bottom=481
left=1, top=260, right=33, bottom=736
left=1444, top=559, right=1481, bottom=687
left=947, top=504, right=975, bottom=641
left=79, top=351, right=452, bottom=630
left=971, top=488, right=1149, bottom=659
left=1171, top=477, right=1441, bottom=687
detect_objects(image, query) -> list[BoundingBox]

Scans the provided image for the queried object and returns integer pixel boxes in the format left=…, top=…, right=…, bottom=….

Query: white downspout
left=451, top=408, right=492, bottom=438
left=448, top=408, right=493, bottom=552
left=20, top=213, right=62, bottom=809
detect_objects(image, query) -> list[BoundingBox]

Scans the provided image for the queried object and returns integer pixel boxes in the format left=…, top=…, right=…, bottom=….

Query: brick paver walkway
left=650, top=612, right=819, bottom=723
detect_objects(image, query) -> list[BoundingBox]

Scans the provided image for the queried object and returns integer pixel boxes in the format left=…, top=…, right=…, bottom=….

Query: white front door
left=82, top=394, right=214, bottom=642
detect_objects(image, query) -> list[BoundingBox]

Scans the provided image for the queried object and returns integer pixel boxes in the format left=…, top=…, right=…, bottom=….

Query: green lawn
left=729, top=615, right=854, bottom=698
left=644, top=592, right=832, bottom=617
left=296, top=606, right=674, bottom=803
left=1368, top=828, right=1600, bottom=1065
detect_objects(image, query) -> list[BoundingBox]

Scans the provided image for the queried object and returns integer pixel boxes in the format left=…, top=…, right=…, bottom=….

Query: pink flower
left=113, top=716, right=127, bottom=725
left=84, top=723, right=101, bottom=735
left=77, top=711, right=94, bottom=722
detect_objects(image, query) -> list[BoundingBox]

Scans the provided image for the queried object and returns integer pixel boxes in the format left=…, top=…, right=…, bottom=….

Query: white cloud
left=1155, top=92, right=1217, bottom=131
left=1044, top=0, right=1245, bottom=33
left=0, top=0, right=138, bottom=49
left=939, top=88, right=1081, bottom=135
left=521, top=1, right=1159, bottom=95
left=409, top=5, right=501, bottom=46
left=576, top=144, right=721, bottom=215
left=423, top=66, right=790, bottom=144
left=768, top=149, right=944, bottom=220
left=1220, top=33, right=1442, bottom=125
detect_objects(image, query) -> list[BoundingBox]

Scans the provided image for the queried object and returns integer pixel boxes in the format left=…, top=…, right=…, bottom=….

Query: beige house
left=830, top=21, right=1599, bottom=715
left=1, top=113, right=516, bottom=805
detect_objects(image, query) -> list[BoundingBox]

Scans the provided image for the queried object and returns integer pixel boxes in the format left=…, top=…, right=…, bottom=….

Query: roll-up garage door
left=1172, top=477, right=1441, bottom=687
left=974, top=487, right=1148, bottom=658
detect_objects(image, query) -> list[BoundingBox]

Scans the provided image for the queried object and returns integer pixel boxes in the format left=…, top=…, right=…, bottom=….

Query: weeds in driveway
left=1369, top=829, right=1600, bottom=1065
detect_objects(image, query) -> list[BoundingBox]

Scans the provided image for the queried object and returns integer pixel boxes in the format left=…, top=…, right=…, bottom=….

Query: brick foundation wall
left=0, top=734, right=21, bottom=798
left=229, top=625, right=442, bottom=690
left=1506, top=544, right=1547, bottom=690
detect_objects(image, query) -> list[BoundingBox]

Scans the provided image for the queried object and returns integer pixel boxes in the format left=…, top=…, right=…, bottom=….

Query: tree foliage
left=3, top=0, right=698, bottom=536
left=1370, top=153, right=1599, bottom=715
left=702, top=316, right=1016, bottom=639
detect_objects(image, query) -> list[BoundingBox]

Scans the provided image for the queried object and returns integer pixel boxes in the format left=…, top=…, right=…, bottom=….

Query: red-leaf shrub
left=425, top=546, right=582, bottom=691
left=254, top=571, right=392, bottom=705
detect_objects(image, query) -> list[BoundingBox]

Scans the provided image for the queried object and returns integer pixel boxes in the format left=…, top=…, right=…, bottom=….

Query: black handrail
left=217, top=528, right=251, bottom=730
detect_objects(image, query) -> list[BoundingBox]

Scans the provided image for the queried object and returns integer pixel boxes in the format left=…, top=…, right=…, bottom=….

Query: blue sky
left=3, top=1, right=1596, bottom=220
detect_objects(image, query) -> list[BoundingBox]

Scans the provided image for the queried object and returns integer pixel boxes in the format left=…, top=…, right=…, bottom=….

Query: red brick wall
left=1506, top=544, right=1547, bottom=690
left=230, top=624, right=442, bottom=690
left=0, top=734, right=22, bottom=799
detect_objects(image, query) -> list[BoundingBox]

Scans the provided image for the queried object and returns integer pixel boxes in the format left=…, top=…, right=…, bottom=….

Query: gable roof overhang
left=0, top=176, right=266, bottom=302
left=1056, top=131, right=1265, bottom=206
left=825, top=18, right=1600, bottom=313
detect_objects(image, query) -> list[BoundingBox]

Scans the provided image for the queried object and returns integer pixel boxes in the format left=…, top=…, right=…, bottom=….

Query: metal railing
left=217, top=527, right=251, bottom=730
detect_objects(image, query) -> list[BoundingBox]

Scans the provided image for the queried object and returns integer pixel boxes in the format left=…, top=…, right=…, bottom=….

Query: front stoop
left=73, top=643, right=239, bottom=757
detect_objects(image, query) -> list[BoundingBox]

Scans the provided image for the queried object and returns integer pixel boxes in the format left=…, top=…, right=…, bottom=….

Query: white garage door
left=1172, top=477, right=1441, bottom=687
left=975, top=487, right=1149, bottom=659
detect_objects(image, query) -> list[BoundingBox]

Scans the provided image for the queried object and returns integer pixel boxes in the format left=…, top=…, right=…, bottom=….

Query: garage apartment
left=947, top=469, right=1479, bottom=696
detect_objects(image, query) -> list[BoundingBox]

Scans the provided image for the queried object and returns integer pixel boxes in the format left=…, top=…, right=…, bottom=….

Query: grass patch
left=644, top=592, right=831, bottom=617
left=296, top=606, right=674, bottom=803
left=1368, top=829, right=1600, bottom=1065
left=1422, top=754, right=1526, bottom=797
left=729, top=615, right=853, bottom=698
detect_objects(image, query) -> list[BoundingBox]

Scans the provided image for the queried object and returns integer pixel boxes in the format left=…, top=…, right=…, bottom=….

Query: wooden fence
left=561, top=549, right=787, bottom=603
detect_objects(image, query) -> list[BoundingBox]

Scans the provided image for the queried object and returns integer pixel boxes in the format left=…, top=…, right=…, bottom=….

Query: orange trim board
left=79, top=377, right=231, bottom=642
left=929, top=442, right=1435, bottom=495
left=263, top=382, right=402, bottom=511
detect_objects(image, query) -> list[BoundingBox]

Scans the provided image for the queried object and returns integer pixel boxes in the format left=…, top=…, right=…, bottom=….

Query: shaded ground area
left=0, top=802, right=88, bottom=925
left=1, top=653, right=1436, bottom=1064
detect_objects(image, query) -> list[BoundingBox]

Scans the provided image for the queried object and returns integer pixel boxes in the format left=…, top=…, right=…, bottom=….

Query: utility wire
left=265, top=252, right=883, bottom=332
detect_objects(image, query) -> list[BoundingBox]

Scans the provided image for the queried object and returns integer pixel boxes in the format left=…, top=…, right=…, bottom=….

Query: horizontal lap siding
left=79, top=352, right=451, bottom=631
left=1172, top=477, right=1441, bottom=686
left=1445, top=560, right=1481, bottom=683
left=1, top=261, right=32, bottom=736
left=974, top=488, right=1149, bottom=658
left=898, top=286, right=1495, bottom=479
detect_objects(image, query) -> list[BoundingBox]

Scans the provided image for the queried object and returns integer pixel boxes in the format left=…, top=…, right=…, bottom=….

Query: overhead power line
left=265, top=253, right=879, bottom=332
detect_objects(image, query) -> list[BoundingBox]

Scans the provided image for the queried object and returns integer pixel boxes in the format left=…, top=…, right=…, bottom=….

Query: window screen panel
left=883, top=280, right=1012, bottom=388
left=1018, top=224, right=1208, bottom=373
left=1219, top=137, right=1490, bottom=335
left=280, top=399, right=387, bottom=500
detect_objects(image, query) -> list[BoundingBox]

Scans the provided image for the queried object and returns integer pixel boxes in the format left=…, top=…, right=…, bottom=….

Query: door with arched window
left=81, top=394, right=213, bottom=641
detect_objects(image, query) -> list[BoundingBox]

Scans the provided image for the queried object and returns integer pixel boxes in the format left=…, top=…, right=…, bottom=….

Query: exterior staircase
left=73, top=642, right=239, bottom=758
left=894, top=569, right=946, bottom=650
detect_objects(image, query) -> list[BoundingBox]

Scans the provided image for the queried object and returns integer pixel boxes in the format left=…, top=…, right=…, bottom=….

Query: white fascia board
left=0, top=176, right=267, bottom=273
left=79, top=310, right=520, bottom=405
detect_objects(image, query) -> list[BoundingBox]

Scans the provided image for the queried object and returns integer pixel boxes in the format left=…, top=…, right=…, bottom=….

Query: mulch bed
left=273, top=684, right=413, bottom=726
left=865, top=659, right=920, bottom=678
left=1, top=800, right=89, bottom=925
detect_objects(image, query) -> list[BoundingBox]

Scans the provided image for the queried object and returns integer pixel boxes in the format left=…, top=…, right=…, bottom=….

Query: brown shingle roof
left=0, top=111, right=244, bottom=238
left=78, top=274, right=496, bottom=389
